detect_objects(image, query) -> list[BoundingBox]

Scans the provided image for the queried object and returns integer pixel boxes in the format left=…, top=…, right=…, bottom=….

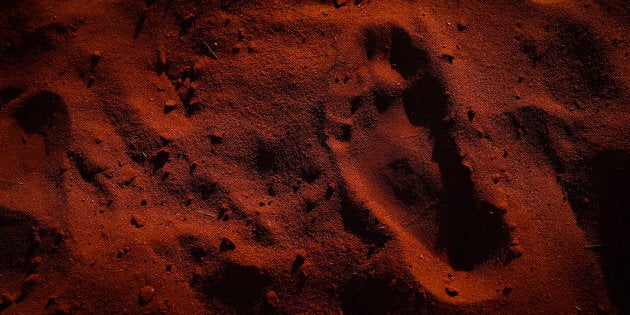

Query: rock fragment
left=508, top=244, right=524, bottom=259
left=130, top=216, right=144, bottom=228
left=445, top=286, right=459, bottom=297
left=440, top=53, right=454, bottom=64
left=139, top=286, right=156, bottom=306
left=164, top=100, right=178, bottom=114
left=152, top=148, right=170, bottom=170
left=333, top=0, right=347, bottom=8
left=219, top=237, right=236, bottom=252
left=291, top=250, right=306, bottom=274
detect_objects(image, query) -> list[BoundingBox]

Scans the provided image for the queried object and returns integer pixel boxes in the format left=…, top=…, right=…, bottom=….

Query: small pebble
left=445, top=286, right=459, bottom=297
left=291, top=250, right=306, bottom=273
left=440, top=53, right=454, bottom=64
left=492, top=173, right=502, bottom=184
left=91, top=50, right=103, bottom=60
left=139, top=286, right=156, bottom=306
left=509, top=245, right=524, bottom=258
left=130, top=216, right=144, bottom=228
left=333, top=0, right=347, bottom=8
left=164, top=100, right=178, bottom=113
left=219, top=237, right=236, bottom=252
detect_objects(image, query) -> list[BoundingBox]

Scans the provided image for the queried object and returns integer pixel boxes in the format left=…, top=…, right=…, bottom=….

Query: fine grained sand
left=0, top=0, right=628, bottom=313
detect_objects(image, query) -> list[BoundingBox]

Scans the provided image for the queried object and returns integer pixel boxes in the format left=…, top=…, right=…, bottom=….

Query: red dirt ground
left=0, top=0, right=628, bottom=313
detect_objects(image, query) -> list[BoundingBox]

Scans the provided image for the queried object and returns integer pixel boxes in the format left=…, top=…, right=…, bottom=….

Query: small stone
left=462, top=161, right=474, bottom=173
left=152, top=149, right=170, bottom=170
left=90, top=51, right=103, bottom=70
left=183, top=13, right=195, bottom=23
left=265, top=290, right=280, bottom=308
left=139, top=286, right=156, bottom=306
left=117, top=247, right=130, bottom=258
left=232, top=43, right=242, bottom=54
left=219, top=237, right=235, bottom=252
left=325, top=182, right=336, bottom=199
left=130, top=216, right=144, bottom=228
left=333, top=0, right=347, bottom=8
left=445, top=286, right=459, bottom=297
left=91, top=51, right=103, bottom=60
left=508, top=245, right=524, bottom=258
left=492, top=173, right=502, bottom=184
left=164, top=100, right=178, bottom=113
left=209, top=132, right=223, bottom=144
left=473, top=125, right=485, bottom=138
left=439, top=53, right=454, bottom=64
left=508, top=222, right=517, bottom=231
left=291, top=250, right=306, bottom=274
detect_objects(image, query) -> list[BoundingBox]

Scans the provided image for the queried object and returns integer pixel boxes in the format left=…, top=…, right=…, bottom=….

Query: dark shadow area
left=432, top=136, right=511, bottom=271
left=201, top=262, right=273, bottom=314
left=0, top=207, right=39, bottom=272
left=338, top=188, right=392, bottom=249
left=14, top=91, right=70, bottom=153
left=341, top=273, right=427, bottom=315
left=563, top=150, right=630, bottom=312
left=505, top=105, right=566, bottom=174
left=0, top=87, right=24, bottom=108
left=359, top=23, right=512, bottom=270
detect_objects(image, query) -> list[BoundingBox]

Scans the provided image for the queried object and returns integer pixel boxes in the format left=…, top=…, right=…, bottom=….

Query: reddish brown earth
left=0, top=0, right=628, bottom=313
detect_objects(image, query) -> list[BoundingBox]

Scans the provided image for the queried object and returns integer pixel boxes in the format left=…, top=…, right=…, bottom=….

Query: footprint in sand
left=327, top=24, right=513, bottom=302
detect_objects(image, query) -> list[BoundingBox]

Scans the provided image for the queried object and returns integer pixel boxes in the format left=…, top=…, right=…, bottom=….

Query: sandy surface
left=0, top=0, right=628, bottom=313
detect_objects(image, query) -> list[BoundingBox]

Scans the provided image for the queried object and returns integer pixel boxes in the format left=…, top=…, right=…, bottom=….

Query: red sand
left=0, top=0, right=628, bottom=313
